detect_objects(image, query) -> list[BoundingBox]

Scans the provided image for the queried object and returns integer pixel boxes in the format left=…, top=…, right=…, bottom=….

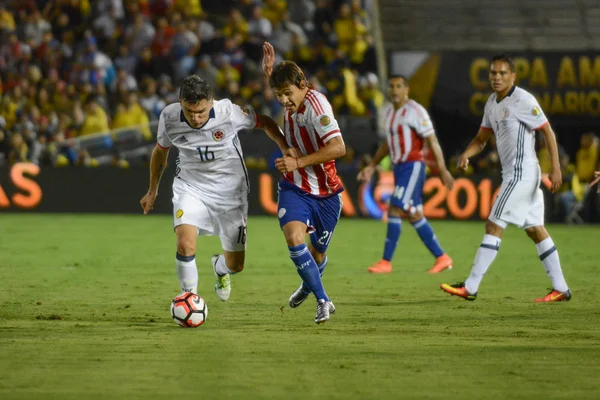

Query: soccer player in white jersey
left=441, top=54, right=571, bottom=302
left=140, top=75, right=289, bottom=301
left=262, top=42, right=345, bottom=324
left=357, top=75, right=455, bottom=274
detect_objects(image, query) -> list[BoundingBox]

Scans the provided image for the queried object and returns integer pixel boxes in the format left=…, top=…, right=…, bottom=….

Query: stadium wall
left=2, top=163, right=597, bottom=222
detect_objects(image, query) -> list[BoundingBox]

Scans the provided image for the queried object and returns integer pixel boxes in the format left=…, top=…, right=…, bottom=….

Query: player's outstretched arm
left=255, top=114, right=289, bottom=153
left=140, top=144, right=169, bottom=214
left=457, top=127, right=493, bottom=171
left=357, top=141, right=389, bottom=181
left=425, top=135, right=454, bottom=189
left=538, top=123, right=562, bottom=192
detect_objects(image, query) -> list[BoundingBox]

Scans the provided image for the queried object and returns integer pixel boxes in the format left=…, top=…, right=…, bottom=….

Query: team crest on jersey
left=176, top=209, right=184, bottom=219
left=532, top=106, right=542, bottom=117
left=502, top=107, right=510, bottom=119
left=212, top=130, right=224, bottom=141
left=296, top=114, right=306, bottom=126
left=319, top=115, right=330, bottom=126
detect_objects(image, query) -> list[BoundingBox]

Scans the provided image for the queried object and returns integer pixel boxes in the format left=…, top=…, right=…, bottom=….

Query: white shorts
left=172, top=178, right=248, bottom=252
left=489, top=178, right=544, bottom=229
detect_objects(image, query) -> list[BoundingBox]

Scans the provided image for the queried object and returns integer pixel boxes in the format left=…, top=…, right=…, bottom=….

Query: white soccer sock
left=176, top=254, right=198, bottom=293
left=215, top=255, right=235, bottom=276
left=464, top=234, right=501, bottom=294
left=536, top=237, right=569, bottom=292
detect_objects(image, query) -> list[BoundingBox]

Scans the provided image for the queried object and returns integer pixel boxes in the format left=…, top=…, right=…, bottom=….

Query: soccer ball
left=170, top=292, right=208, bottom=328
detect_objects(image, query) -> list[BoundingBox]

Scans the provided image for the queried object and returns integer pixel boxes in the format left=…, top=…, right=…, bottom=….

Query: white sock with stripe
left=536, top=237, right=569, bottom=292
left=465, top=234, right=501, bottom=294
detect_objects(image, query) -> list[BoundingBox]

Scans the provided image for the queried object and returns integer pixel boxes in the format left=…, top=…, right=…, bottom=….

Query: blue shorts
left=390, top=161, right=426, bottom=213
left=277, top=180, right=342, bottom=253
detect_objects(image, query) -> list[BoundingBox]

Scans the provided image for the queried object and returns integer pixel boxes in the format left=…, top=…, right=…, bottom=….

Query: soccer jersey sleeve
left=156, top=109, right=172, bottom=149
left=410, top=103, right=435, bottom=138
left=230, top=102, right=257, bottom=131
left=311, top=111, right=341, bottom=143
left=516, top=95, right=549, bottom=131
left=481, top=100, right=493, bottom=131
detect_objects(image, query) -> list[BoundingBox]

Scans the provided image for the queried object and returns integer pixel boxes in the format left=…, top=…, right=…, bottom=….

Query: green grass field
left=1, top=215, right=599, bottom=400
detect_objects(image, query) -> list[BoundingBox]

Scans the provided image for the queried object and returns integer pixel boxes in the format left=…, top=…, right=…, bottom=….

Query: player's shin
left=383, top=217, right=402, bottom=261
left=536, top=237, right=569, bottom=292
left=289, top=244, right=329, bottom=301
left=300, top=256, right=328, bottom=294
left=464, top=234, right=501, bottom=294
left=412, top=217, right=444, bottom=258
left=176, top=253, right=198, bottom=293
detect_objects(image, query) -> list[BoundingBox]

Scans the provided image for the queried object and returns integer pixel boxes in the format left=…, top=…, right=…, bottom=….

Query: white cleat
left=212, top=254, right=231, bottom=301
left=314, top=299, right=336, bottom=324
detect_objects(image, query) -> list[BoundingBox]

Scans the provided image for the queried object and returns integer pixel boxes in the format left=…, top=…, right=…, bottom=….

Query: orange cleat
left=440, top=282, right=477, bottom=301
left=428, top=254, right=453, bottom=274
left=534, top=289, right=572, bottom=303
left=367, top=260, right=392, bottom=274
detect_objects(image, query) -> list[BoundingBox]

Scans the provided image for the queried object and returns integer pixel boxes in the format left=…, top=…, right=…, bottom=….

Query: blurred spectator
left=79, top=96, right=110, bottom=136
left=576, top=132, right=599, bottom=183
left=0, top=0, right=379, bottom=168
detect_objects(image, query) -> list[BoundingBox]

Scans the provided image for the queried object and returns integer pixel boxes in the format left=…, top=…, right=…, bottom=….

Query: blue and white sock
left=382, top=217, right=402, bottom=261
left=412, top=217, right=444, bottom=258
left=176, top=253, right=198, bottom=293
left=301, top=256, right=328, bottom=294
left=289, top=244, right=329, bottom=301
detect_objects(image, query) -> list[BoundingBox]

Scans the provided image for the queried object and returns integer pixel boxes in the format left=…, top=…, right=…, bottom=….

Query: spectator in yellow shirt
left=79, top=96, right=110, bottom=136
left=112, top=92, right=152, bottom=141
left=576, top=132, right=599, bottom=183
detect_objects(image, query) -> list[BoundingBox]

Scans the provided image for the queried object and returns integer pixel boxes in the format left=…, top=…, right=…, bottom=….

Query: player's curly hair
left=269, top=61, right=310, bottom=91
left=179, top=75, right=212, bottom=104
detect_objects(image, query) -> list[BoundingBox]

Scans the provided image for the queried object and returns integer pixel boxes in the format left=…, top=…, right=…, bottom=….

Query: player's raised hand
left=275, top=155, right=299, bottom=174
left=457, top=154, right=469, bottom=171
left=440, top=169, right=455, bottom=189
left=548, top=169, right=562, bottom=193
left=357, top=165, right=375, bottom=181
left=262, top=42, right=275, bottom=77
left=140, top=191, right=157, bottom=214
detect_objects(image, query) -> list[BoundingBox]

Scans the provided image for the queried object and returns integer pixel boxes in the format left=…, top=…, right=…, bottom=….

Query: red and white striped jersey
left=283, top=89, right=343, bottom=196
left=382, top=99, right=434, bottom=164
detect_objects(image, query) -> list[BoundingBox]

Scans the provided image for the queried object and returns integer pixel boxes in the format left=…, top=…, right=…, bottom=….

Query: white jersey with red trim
left=481, top=86, right=547, bottom=181
left=156, top=99, right=257, bottom=203
left=382, top=99, right=434, bottom=165
left=282, top=89, right=343, bottom=196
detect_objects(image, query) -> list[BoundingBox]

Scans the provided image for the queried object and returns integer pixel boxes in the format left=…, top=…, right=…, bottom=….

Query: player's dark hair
left=491, top=54, right=515, bottom=72
left=269, top=61, right=309, bottom=91
left=389, top=75, right=409, bottom=87
left=179, top=75, right=212, bottom=104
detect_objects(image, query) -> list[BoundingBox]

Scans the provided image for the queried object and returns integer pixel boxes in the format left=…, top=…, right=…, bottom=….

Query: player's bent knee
left=525, top=226, right=548, bottom=243
left=485, top=219, right=505, bottom=237
left=388, top=206, right=403, bottom=218
left=407, top=210, right=423, bottom=223
left=176, top=239, right=196, bottom=256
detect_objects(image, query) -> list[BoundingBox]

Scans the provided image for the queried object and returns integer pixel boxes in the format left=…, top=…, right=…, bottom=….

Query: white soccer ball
left=170, top=292, right=208, bottom=328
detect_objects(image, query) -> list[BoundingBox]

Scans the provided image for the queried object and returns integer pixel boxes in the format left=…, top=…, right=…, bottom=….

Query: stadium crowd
left=0, top=0, right=380, bottom=167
